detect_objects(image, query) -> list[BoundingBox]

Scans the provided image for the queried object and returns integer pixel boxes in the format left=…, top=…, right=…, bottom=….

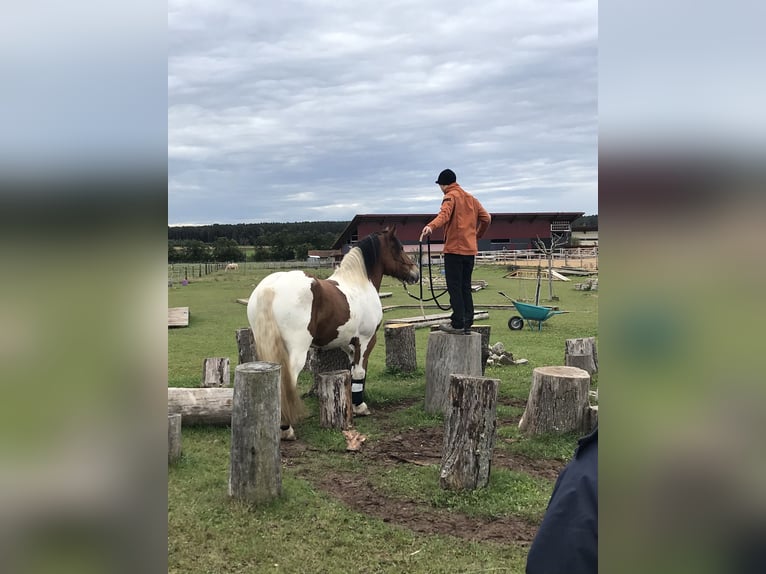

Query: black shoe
left=463, top=328, right=472, bottom=335
left=438, top=324, right=465, bottom=335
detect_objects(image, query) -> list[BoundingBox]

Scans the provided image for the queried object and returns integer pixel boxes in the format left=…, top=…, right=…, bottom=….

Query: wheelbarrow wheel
left=508, top=316, right=524, bottom=330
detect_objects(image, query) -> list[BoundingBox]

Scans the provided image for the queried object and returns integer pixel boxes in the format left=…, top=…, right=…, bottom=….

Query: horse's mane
left=331, top=232, right=381, bottom=284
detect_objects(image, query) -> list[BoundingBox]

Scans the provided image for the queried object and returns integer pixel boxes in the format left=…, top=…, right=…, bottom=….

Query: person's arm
left=476, top=201, right=491, bottom=239
left=526, top=430, right=598, bottom=573
left=421, top=195, right=455, bottom=239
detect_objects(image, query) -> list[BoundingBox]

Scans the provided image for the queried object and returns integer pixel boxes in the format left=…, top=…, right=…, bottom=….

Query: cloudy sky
left=168, top=0, right=597, bottom=225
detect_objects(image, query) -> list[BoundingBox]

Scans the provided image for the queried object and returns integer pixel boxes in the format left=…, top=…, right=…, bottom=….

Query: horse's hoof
left=352, top=402, right=371, bottom=417
left=281, top=426, right=297, bottom=441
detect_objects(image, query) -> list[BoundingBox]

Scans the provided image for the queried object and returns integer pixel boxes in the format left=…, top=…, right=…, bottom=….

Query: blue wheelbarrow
left=499, top=292, right=568, bottom=331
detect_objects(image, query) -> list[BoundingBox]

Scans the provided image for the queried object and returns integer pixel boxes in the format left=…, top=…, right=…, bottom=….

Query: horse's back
left=247, top=271, right=315, bottom=349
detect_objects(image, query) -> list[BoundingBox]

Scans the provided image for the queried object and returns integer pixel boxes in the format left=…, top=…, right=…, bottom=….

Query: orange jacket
left=427, top=183, right=491, bottom=255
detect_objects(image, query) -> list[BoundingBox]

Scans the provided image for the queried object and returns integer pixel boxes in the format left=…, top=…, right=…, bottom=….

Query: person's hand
left=419, top=226, right=432, bottom=242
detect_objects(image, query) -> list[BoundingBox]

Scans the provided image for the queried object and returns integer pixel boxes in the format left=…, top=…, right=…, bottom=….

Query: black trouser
left=444, top=253, right=475, bottom=330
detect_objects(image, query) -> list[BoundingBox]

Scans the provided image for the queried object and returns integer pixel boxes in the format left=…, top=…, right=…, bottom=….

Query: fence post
left=229, top=362, right=282, bottom=505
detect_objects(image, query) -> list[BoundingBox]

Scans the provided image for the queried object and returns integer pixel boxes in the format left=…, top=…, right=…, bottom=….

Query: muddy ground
left=280, top=399, right=566, bottom=545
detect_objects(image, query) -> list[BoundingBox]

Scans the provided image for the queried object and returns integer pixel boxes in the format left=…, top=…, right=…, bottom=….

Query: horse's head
left=377, top=226, right=419, bottom=285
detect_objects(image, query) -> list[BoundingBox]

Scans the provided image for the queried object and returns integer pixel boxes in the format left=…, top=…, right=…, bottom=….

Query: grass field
left=168, top=262, right=598, bottom=573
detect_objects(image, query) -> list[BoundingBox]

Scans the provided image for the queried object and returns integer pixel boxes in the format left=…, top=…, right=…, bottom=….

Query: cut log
left=440, top=374, right=500, bottom=491
left=584, top=405, right=598, bottom=432
left=425, top=332, right=483, bottom=414
left=305, top=347, right=350, bottom=396
left=236, top=327, right=257, bottom=364
left=519, top=366, right=592, bottom=436
left=385, top=323, right=417, bottom=373
left=168, top=387, right=233, bottom=426
left=317, top=370, right=353, bottom=430
left=168, top=413, right=182, bottom=464
left=202, top=357, right=230, bottom=387
left=229, top=362, right=282, bottom=505
left=564, top=337, right=598, bottom=375
left=472, top=325, right=491, bottom=375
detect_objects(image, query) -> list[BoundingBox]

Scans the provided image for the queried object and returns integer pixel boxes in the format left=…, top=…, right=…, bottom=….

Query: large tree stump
left=385, top=323, right=417, bottom=373
left=317, top=370, right=353, bottom=430
left=519, top=366, right=591, bottom=436
left=236, top=327, right=257, bottom=364
left=229, top=362, right=282, bottom=505
left=440, top=374, right=500, bottom=491
left=564, top=337, right=598, bottom=375
left=168, top=413, right=182, bottom=464
left=305, top=346, right=350, bottom=396
left=425, top=332, right=482, bottom=414
left=167, top=387, right=233, bottom=425
left=202, top=357, right=230, bottom=387
left=471, top=325, right=491, bottom=375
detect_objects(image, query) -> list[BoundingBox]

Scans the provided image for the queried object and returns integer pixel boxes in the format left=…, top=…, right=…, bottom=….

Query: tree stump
left=168, top=413, right=182, bottom=464
left=229, top=362, right=282, bottom=505
left=564, top=337, right=598, bottom=375
left=236, top=327, right=257, bottom=364
left=440, top=374, right=500, bottom=491
left=385, top=323, right=417, bottom=373
left=519, top=366, right=592, bottom=436
left=317, top=370, right=353, bottom=430
left=425, top=332, right=482, bottom=414
left=471, top=325, right=491, bottom=375
left=202, top=357, right=230, bottom=387
left=168, top=387, right=233, bottom=425
left=305, top=347, right=350, bottom=396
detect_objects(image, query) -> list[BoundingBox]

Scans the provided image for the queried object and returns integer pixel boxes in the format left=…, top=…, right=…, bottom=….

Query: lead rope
left=403, top=236, right=450, bottom=315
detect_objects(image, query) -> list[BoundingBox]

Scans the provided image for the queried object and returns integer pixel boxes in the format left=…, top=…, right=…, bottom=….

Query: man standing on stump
left=421, top=169, right=491, bottom=335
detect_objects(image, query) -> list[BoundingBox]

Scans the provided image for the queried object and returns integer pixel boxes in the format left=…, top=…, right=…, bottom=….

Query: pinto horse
left=247, top=227, right=419, bottom=439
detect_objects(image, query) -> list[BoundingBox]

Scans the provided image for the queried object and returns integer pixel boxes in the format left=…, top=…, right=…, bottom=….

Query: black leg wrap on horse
left=351, top=378, right=365, bottom=406
left=280, top=424, right=290, bottom=431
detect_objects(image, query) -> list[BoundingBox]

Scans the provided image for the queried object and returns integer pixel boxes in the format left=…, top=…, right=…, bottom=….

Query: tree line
left=168, top=221, right=349, bottom=262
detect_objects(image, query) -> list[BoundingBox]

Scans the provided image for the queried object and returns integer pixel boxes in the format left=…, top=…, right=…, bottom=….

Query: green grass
left=168, top=263, right=597, bottom=573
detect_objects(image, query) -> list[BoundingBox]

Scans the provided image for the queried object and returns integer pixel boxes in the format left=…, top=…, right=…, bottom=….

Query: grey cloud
left=169, top=0, right=597, bottom=224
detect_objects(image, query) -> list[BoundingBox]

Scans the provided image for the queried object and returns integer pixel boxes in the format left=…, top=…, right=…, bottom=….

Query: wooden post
left=425, top=332, right=482, bottom=414
left=305, top=347, right=349, bottom=396
left=168, top=387, right=233, bottom=425
left=317, top=370, right=353, bottom=430
left=471, top=325, right=491, bottom=375
left=168, top=413, right=182, bottom=464
left=384, top=323, right=417, bottom=373
left=202, top=357, right=230, bottom=387
left=440, top=374, right=500, bottom=491
left=229, top=362, right=282, bottom=505
left=519, top=366, right=591, bottom=436
left=236, top=327, right=257, bottom=364
left=564, top=337, right=598, bottom=375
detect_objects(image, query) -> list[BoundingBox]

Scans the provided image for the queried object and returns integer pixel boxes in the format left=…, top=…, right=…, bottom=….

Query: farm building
left=571, top=217, right=599, bottom=247
left=331, top=212, right=585, bottom=255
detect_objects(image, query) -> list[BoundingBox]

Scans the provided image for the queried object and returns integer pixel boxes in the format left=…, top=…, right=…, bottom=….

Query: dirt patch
left=305, top=466, right=539, bottom=544
left=279, top=410, right=567, bottom=545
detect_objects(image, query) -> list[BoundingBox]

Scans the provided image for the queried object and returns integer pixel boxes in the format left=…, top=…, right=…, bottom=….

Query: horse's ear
left=387, top=224, right=397, bottom=235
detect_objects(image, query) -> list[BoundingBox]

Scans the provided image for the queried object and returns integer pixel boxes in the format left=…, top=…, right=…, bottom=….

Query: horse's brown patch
left=307, top=278, right=351, bottom=346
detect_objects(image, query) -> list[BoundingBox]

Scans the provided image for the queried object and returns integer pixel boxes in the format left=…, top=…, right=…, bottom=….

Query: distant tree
left=295, top=243, right=311, bottom=260
left=181, top=240, right=209, bottom=262
left=212, top=237, right=245, bottom=262
left=168, top=243, right=181, bottom=263
left=252, top=246, right=269, bottom=261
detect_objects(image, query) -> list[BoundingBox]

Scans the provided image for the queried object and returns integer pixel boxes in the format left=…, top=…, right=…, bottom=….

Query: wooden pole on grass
left=168, top=413, right=182, bottom=464
left=384, top=323, right=417, bottom=373
left=440, top=374, right=500, bottom=491
left=519, top=366, right=591, bottom=436
left=229, top=362, right=282, bottom=505
left=317, top=370, right=353, bottom=430
left=425, top=331, right=482, bottom=414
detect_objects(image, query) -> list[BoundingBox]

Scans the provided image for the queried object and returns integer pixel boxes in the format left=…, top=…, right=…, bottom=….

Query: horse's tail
left=249, top=287, right=306, bottom=426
